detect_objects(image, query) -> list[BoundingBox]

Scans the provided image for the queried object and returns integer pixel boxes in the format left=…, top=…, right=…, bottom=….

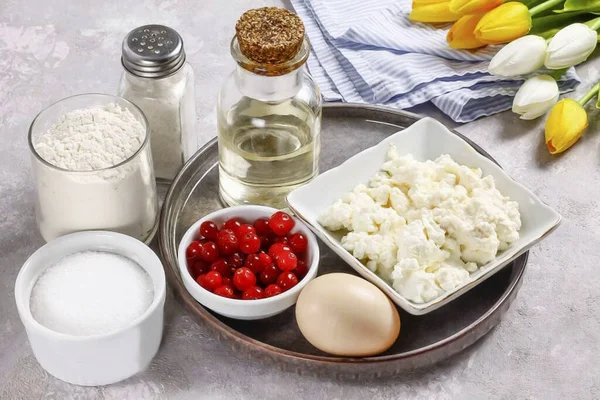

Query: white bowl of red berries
left=177, top=206, right=320, bottom=320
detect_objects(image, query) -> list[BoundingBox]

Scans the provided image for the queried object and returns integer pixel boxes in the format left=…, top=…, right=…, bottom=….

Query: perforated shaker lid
left=122, top=25, right=186, bottom=78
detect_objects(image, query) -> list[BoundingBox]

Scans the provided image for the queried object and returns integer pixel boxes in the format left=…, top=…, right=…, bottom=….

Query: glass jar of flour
left=118, top=25, right=196, bottom=182
left=29, top=94, right=159, bottom=243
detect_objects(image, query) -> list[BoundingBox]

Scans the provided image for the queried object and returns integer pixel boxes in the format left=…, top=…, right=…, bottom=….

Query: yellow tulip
left=410, top=0, right=461, bottom=23
left=447, top=14, right=487, bottom=49
left=474, top=2, right=532, bottom=45
left=413, top=0, right=449, bottom=4
left=544, top=99, right=588, bottom=154
left=449, top=0, right=504, bottom=16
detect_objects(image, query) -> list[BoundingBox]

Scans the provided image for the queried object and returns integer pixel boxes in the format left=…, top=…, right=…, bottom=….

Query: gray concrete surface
left=1, top=0, right=599, bottom=399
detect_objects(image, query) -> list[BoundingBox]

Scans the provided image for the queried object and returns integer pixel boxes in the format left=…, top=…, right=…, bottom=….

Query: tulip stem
left=586, top=16, right=600, bottom=32
left=529, top=0, right=566, bottom=17
left=578, top=83, right=600, bottom=106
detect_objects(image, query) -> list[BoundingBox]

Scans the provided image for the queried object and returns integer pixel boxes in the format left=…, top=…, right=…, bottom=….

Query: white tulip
left=545, top=23, right=597, bottom=69
left=489, top=35, right=547, bottom=77
left=512, top=75, right=559, bottom=120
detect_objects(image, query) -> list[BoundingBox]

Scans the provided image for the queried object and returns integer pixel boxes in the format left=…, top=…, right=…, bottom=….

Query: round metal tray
left=158, top=103, right=528, bottom=379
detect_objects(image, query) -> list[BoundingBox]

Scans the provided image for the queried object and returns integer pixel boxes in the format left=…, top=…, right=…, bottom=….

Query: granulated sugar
left=30, top=251, right=154, bottom=336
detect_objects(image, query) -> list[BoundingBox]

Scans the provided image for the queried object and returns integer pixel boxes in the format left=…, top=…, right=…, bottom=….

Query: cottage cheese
left=319, top=145, right=521, bottom=303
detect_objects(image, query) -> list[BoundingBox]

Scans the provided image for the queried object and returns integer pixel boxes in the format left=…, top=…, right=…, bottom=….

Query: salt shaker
left=118, top=25, right=196, bottom=182
left=217, top=7, right=322, bottom=209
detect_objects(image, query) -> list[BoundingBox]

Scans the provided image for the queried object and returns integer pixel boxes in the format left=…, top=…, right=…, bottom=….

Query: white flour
left=32, top=102, right=158, bottom=242
left=35, top=103, right=144, bottom=171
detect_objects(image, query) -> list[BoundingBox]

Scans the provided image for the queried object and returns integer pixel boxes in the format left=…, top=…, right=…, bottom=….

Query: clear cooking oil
left=219, top=98, right=321, bottom=208
left=217, top=7, right=322, bottom=209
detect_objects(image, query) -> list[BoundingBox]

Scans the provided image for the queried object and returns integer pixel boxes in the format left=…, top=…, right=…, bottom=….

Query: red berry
left=268, top=211, right=295, bottom=236
left=273, top=236, right=289, bottom=245
left=223, top=218, right=243, bottom=231
left=268, top=243, right=292, bottom=260
left=277, top=272, right=298, bottom=291
left=186, top=241, right=203, bottom=260
left=242, top=286, right=264, bottom=300
left=221, top=276, right=232, bottom=287
left=264, top=284, right=283, bottom=298
left=236, top=224, right=256, bottom=238
left=216, top=229, right=239, bottom=255
left=289, top=233, right=308, bottom=253
left=257, top=252, right=272, bottom=269
left=200, top=221, right=219, bottom=240
left=189, top=259, right=209, bottom=277
left=228, top=252, right=245, bottom=269
left=196, top=273, right=209, bottom=290
left=260, top=264, right=280, bottom=285
left=245, top=253, right=264, bottom=274
left=233, top=267, right=256, bottom=291
left=260, top=235, right=273, bottom=250
left=200, top=241, right=219, bottom=262
left=295, top=260, right=309, bottom=279
left=276, top=251, right=297, bottom=271
left=214, top=285, right=235, bottom=298
left=204, top=270, right=223, bottom=291
left=239, top=233, right=261, bottom=254
left=210, top=258, right=231, bottom=277
left=254, top=218, right=273, bottom=236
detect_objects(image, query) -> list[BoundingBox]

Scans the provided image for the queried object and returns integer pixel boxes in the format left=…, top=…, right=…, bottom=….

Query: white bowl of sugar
left=15, top=231, right=166, bottom=386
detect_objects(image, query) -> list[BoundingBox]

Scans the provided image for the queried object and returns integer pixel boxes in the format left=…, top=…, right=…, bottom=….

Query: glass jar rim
left=28, top=93, right=151, bottom=173
left=230, top=35, right=310, bottom=77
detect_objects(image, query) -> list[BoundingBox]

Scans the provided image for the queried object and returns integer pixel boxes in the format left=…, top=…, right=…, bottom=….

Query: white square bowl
left=286, top=117, right=561, bottom=315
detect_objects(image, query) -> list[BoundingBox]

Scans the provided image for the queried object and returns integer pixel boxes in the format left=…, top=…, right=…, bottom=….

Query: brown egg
left=295, top=273, right=401, bottom=356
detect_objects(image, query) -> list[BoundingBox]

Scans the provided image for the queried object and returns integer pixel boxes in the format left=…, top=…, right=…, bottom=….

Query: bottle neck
left=235, top=64, right=304, bottom=102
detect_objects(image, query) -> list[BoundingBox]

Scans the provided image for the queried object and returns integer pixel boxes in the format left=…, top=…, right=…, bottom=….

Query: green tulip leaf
left=532, top=11, right=590, bottom=33
left=555, top=0, right=600, bottom=13
left=549, top=68, right=569, bottom=80
left=531, top=12, right=598, bottom=38
left=532, top=27, right=561, bottom=38
left=523, top=0, right=548, bottom=7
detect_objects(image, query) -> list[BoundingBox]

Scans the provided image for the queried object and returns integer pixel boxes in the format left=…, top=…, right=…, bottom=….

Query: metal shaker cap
left=122, top=25, right=186, bottom=78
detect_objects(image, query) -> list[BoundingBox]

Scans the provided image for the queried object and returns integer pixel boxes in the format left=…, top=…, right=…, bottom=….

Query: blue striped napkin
left=290, top=0, right=580, bottom=122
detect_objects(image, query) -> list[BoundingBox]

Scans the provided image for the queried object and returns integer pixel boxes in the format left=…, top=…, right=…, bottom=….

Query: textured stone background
left=1, top=0, right=599, bottom=399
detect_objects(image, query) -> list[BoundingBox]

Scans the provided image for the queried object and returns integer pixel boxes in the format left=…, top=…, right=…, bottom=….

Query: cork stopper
left=235, top=7, right=305, bottom=65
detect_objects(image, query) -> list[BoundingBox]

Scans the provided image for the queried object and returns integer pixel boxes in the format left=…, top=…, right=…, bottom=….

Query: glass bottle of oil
left=217, top=7, right=321, bottom=209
